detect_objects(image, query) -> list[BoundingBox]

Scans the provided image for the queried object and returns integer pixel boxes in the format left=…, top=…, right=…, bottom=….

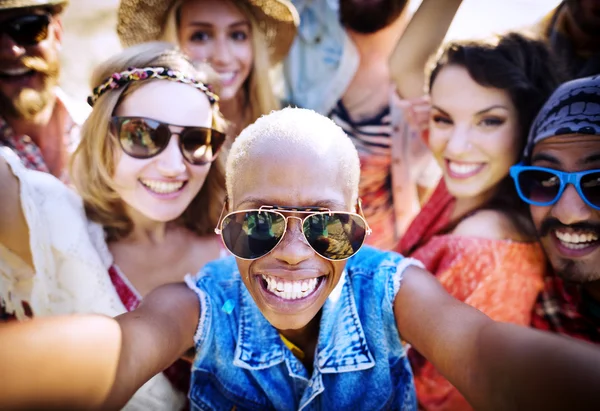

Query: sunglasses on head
left=110, top=116, right=226, bottom=166
left=214, top=201, right=372, bottom=261
left=1, top=14, right=50, bottom=46
left=510, top=164, right=600, bottom=210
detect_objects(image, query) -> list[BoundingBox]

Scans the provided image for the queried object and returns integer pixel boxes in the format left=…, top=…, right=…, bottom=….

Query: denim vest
left=185, top=246, right=421, bottom=410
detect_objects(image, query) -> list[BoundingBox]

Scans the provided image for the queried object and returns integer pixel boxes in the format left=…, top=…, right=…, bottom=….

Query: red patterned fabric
left=532, top=274, right=600, bottom=343
left=397, top=181, right=454, bottom=256
left=398, top=181, right=546, bottom=411
left=108, top=266, right=192, bottom=397
left=0, top=114, right=77, bottom=183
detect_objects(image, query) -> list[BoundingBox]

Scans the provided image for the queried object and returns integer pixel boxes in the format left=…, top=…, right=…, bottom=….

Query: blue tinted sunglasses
left=510, top=164, right=600, bottom=210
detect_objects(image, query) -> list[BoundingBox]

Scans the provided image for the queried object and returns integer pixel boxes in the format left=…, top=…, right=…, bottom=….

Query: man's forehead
left=532, top=134, right=600, bottom=168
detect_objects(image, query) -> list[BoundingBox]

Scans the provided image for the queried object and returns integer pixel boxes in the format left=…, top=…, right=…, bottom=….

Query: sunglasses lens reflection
left=221, top=211, right=286, bottom=259
left=116, top=118, right=167, bottom=158
left=303, top=213, right=367, bottom=260
left=581, top=171, right=600, bottom=208
left=518, top=169, right=561, bottom=204
left=181, top=129, right=226, bottom=165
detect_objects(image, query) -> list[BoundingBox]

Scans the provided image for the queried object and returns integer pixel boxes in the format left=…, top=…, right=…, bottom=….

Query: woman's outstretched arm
left=0, top=315, right=121, bottom=410
left=396, top=265, right=600, bottom=410
left=0, top=283, right=200, bottom=410
left=103, top=283, right=200, bottom=409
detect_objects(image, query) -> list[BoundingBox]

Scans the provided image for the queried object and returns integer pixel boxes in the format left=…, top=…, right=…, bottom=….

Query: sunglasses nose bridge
left=155, top=135, right=187, bottom=174
left=285, top=215, right=304, bottom=233
left=280, top=215, right=313, bottom=246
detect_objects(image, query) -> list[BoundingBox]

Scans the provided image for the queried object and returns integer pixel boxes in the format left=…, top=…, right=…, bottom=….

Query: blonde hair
left=71, top=41, right=227, bottom=241
left=162, top=0, right=279, bottom=133
left=227, top=107, right=361, bottom=206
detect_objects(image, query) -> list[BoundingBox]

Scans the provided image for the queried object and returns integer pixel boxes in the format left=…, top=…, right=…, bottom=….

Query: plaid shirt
left=532, top=273, right=600, bottom=344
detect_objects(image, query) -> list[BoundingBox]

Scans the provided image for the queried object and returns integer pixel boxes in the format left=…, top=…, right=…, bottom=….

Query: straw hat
left=117, top=0, right=299, bottom=64
left=0, top=0, right=68, bottom=10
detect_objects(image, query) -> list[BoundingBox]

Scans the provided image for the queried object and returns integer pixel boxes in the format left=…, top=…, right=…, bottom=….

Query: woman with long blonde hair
left=117, top=0, right=298, bottom=136
left=0, top=41, right=228, bottom=409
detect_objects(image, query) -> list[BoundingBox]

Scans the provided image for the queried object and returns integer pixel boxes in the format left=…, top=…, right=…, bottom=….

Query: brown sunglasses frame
left=110, top=116, right=226, bottom=165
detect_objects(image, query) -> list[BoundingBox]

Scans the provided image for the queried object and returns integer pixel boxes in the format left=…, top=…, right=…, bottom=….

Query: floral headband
left=87, top=66, right=219, bottom=107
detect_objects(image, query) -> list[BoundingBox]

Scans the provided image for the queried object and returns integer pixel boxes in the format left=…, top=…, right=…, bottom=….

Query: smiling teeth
left=261, top=274, right=319, bottom=300
left=0, top=67, right=31, bottom=76
left=555, top=230, right=599, bottom=249
left=218, top=72, right=235, bottom=82
left=448, top=161, right=482, bottom=175
left=140, top=179, right=184, bottom=194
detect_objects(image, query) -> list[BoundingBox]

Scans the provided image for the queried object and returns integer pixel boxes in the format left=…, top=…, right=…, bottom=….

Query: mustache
left=539, top=218, right=600, bottom=237
left=0, top=56, right=52, bottom=76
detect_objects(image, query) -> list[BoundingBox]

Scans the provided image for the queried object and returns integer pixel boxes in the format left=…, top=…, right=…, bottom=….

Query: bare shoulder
left=140, top=282, right=198, bottom=311
left=452, top=209, right=530, bottom=242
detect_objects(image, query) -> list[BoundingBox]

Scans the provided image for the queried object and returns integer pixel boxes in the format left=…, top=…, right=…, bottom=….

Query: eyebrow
left=187, top=21, right=250, bottom=29
left=431, top=104, right=509, bottom=116
left=581, top=153, right=600, bottom=166
left=531, top=152, right=561, bottom=165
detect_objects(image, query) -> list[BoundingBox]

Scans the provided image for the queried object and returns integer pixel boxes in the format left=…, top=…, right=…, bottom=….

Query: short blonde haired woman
left=118, top=0, right=298, bottom=136
left=0, top=41, right=228, bottom=409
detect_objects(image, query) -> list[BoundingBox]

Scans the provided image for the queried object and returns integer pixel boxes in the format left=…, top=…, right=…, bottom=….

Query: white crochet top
left=0, top=147, right=186, bottom=410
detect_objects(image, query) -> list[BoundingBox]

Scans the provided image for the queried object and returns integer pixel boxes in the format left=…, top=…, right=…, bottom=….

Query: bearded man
left=0, top=0, right=87, bottom=180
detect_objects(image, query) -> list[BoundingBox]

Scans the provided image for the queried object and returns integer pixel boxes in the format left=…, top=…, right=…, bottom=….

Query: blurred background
left=59, top=0, right=563, bottom=104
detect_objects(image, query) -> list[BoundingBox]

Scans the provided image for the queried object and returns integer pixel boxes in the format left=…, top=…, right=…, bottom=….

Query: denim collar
left=233, top=270, right=375, bottom=374
left=293, top=0, right=339, bottom=14
left=293, top=0, right=341, bottom=44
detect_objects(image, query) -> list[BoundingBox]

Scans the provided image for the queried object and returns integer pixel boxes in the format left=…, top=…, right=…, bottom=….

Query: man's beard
left=538, top=217, right=600, bottom=284
left=553, top=258, right=600, bottom=284
left=339, top=0, right=408, bottom=34
left=0, top=56, right=60, bottom=121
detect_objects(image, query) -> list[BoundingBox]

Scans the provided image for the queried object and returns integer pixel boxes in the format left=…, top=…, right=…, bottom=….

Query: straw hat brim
left=117, top=0, right=298, bottom=65
left=0, top=0, right=68, bottom=10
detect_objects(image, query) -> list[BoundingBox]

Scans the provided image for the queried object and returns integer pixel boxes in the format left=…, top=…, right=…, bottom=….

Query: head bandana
left=523, top=75, right=600, bottom=162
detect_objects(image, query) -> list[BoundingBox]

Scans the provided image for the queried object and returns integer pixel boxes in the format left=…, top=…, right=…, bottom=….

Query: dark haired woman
left=396, top=32, right=564, bottom=411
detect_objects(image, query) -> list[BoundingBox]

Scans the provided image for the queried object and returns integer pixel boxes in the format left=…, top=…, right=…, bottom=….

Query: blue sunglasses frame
left=509, top=164, right=600, bottom=210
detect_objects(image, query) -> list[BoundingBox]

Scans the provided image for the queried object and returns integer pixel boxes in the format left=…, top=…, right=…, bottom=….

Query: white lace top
left=0, top=147, right=186, bottom=411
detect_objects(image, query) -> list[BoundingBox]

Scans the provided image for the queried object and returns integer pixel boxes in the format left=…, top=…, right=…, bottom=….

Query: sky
left=420, top=0, right=563, bottom=40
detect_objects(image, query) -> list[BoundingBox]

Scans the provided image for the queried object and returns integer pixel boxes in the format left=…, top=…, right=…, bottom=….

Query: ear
left=51, top=15, right=64, bottom=48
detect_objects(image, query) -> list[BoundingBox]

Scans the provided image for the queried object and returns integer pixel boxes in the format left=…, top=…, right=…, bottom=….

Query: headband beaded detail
left=87, top=66, right=219, bottom=107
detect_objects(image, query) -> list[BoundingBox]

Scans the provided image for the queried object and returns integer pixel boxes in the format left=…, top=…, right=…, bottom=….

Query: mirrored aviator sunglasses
left=215, top=204, right=373, bottom=261
left=111, top=116, right=226, bottom=165
left=3, top=14, right=51, bottom=46
left=510, top=164, right=600, bottom=210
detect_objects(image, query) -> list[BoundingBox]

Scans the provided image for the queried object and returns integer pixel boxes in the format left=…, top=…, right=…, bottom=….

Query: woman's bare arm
left=0, top=315, right=121, bottom=410
left=390, top=0, right=463, bottom=99
left=0, top=283, right=199, bottom=410
left=395, top=266, right=600, bottom=410
left=0, top=155, right=32, bottom=266
left=103, top=282, right=200, bottom=409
